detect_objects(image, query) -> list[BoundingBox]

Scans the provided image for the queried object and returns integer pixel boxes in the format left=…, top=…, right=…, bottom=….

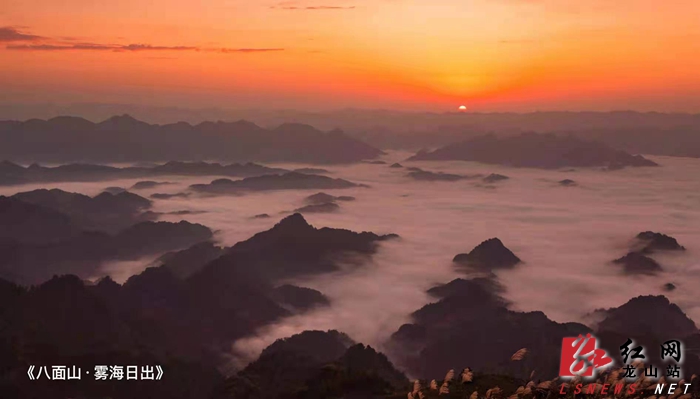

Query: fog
left=3, top=152, right=700, bottom=370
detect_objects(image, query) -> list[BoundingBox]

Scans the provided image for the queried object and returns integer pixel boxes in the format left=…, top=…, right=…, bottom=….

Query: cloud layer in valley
left=3, top=153, right=700, bottom=371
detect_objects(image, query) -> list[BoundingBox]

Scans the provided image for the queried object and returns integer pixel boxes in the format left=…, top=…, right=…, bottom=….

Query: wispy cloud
left=217, top=48, right=285, bottom=53
left=271, top=2, right=356, bottom=10
left=0, top=26, right=44, bottom=42
left=2, top=26, right=284, bottom=54
left=6, top=43, right=198, bottom=51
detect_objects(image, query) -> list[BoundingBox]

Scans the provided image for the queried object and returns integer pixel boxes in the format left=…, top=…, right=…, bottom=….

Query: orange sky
left=2, top=0, right=700, bottom=112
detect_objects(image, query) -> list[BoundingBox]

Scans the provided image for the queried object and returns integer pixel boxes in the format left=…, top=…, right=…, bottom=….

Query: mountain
left=591, top=296, right=700, bottom=373
left=0, top=215, right=399, bottom=397
left=212, top=330, right=407, bottom=399
left=452, top=238, right=522, bottom=271
left=0, top=274, right=224, bottom=399
left=197, top=213, right=398, bottom=282
left=189, top=172, right=361, bottom=194
left=294, top=202, right=341, bottom=214
left=0, top=196, right=80, bottom=244
left=407, top=168, right=478, bottom=182
left=157, top=241, right=227, bottom=278
left=0, top=220, right=213, bottom=285
left=0, top=160, right=288, bottom=186
left=12, top=188, right=153, bottom=233
left=388, top=276, right=591, bottom=379
left=303, top=192, right=356, bottom=204
left=408, top=133, right=659, bottom=169
left=271, top=285, right=330, bottom=311
left=1, top=190, right=213, bottom=284
left=390, top=272, right=700, bottom=381
left=0, top=116, right=383, bottom=164
left=634, top=231, right=686, bottom=253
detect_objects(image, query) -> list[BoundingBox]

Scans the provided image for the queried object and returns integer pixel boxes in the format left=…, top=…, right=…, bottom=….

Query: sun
left=458, top=105, right=467, bottom=111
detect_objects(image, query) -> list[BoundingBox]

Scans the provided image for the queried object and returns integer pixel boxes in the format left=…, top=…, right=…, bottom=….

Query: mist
left=3, top=152, right=700, bottom=371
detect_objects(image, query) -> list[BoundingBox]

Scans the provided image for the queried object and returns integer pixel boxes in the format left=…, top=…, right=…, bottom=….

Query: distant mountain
left=0, top=220, right=213, bottom=285
left=1, top=188, right=212, bottom=284
left=189, top=172, right=361, bottom=194
left=294, top=202, right=341, bottom=214
left=0, top=196, right=80, bottom=244
left=12, top=188, right=153, bottom=233
left=406, top=168, right=479, bottom=182
left=0, top=115, right=383, bottom=164
left=0, top=160, right=288, bottom=186
left=408, top=133, right=659, bottom=169
left=303, top=192, right=356, bottom=204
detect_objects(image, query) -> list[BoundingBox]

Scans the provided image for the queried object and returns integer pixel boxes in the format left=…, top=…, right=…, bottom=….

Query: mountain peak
left=274, top=213, right=312, bottom=231
left=98, top=114, right=149, bottom=128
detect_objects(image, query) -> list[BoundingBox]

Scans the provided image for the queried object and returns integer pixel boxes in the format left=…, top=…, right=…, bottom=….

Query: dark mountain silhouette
left=0, top=160, right=288, bottom=186
left=408, top=133, right=658, bottom=169
left=390, top=162, right=403, bottom=168
left=407, top=168, right=478, bottom=182
left=0, top=214, right=400, bottom=397
left=293, top=167, right=330, bottom=174
left=0, top=115, right=383, bottom=164
left=0, top=220, right=213, bottom=285
left=151, top=192, right=190, bottom=199
left=131, top=180, right=172, bottom=189
left=0, top=196, right=81, bottom=244
left=483, top=173, right=509, bottom=183
left=390, top=274, right=700, bottom=381
left=194, top=213, right=398, bottom=282
left=559, top=178, right=577, bottom=186
left=0, top=274, right=224, bottom=399
left=612, top=252, right=662, bottom=275
left=593, top=296, right=700, bottom=371
left=189, top=172, right=361, bottom=194
left=388, top=276, right=590, bottom=379
left=102, top=186, right=126, bottom=194
left=304, top=192, right=356, bottom=204
left=610, top=231, right=687, bottom=275
left=271, top=285, right=330, bottom=311
left=12, top=188, right=153, bottom=233
left=597, top=295, right=698, bottom=339
left=157, top=241, right=227, bottom=278
left=212, top=330, right=407, bottom=399
left=453, top=238, right=522, bottom=271
left=294, top=202, right=340, bottom=214
left=1, top=189, right=214, bottom=284
left=635, top=231, right=686, bottom=253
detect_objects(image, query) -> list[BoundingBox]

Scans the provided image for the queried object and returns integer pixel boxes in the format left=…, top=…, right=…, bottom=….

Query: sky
left=1, top=0, right=700, bottom=112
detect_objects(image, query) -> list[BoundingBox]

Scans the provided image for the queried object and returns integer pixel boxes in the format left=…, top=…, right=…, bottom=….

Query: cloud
left=2, top=26, right=286, bottom=55
left=271, top=3, right=356, bottom=10
left=499, top=39, right=538, bottom=45
left=119, top=44, right=199, bottom=51
left=217, top=48, right=285, bottom=53
left=6, top=43, right=284, bottom=54
left=0, top=26, right=44, bottom=42
left=6, top=43, right=198, bottom=51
